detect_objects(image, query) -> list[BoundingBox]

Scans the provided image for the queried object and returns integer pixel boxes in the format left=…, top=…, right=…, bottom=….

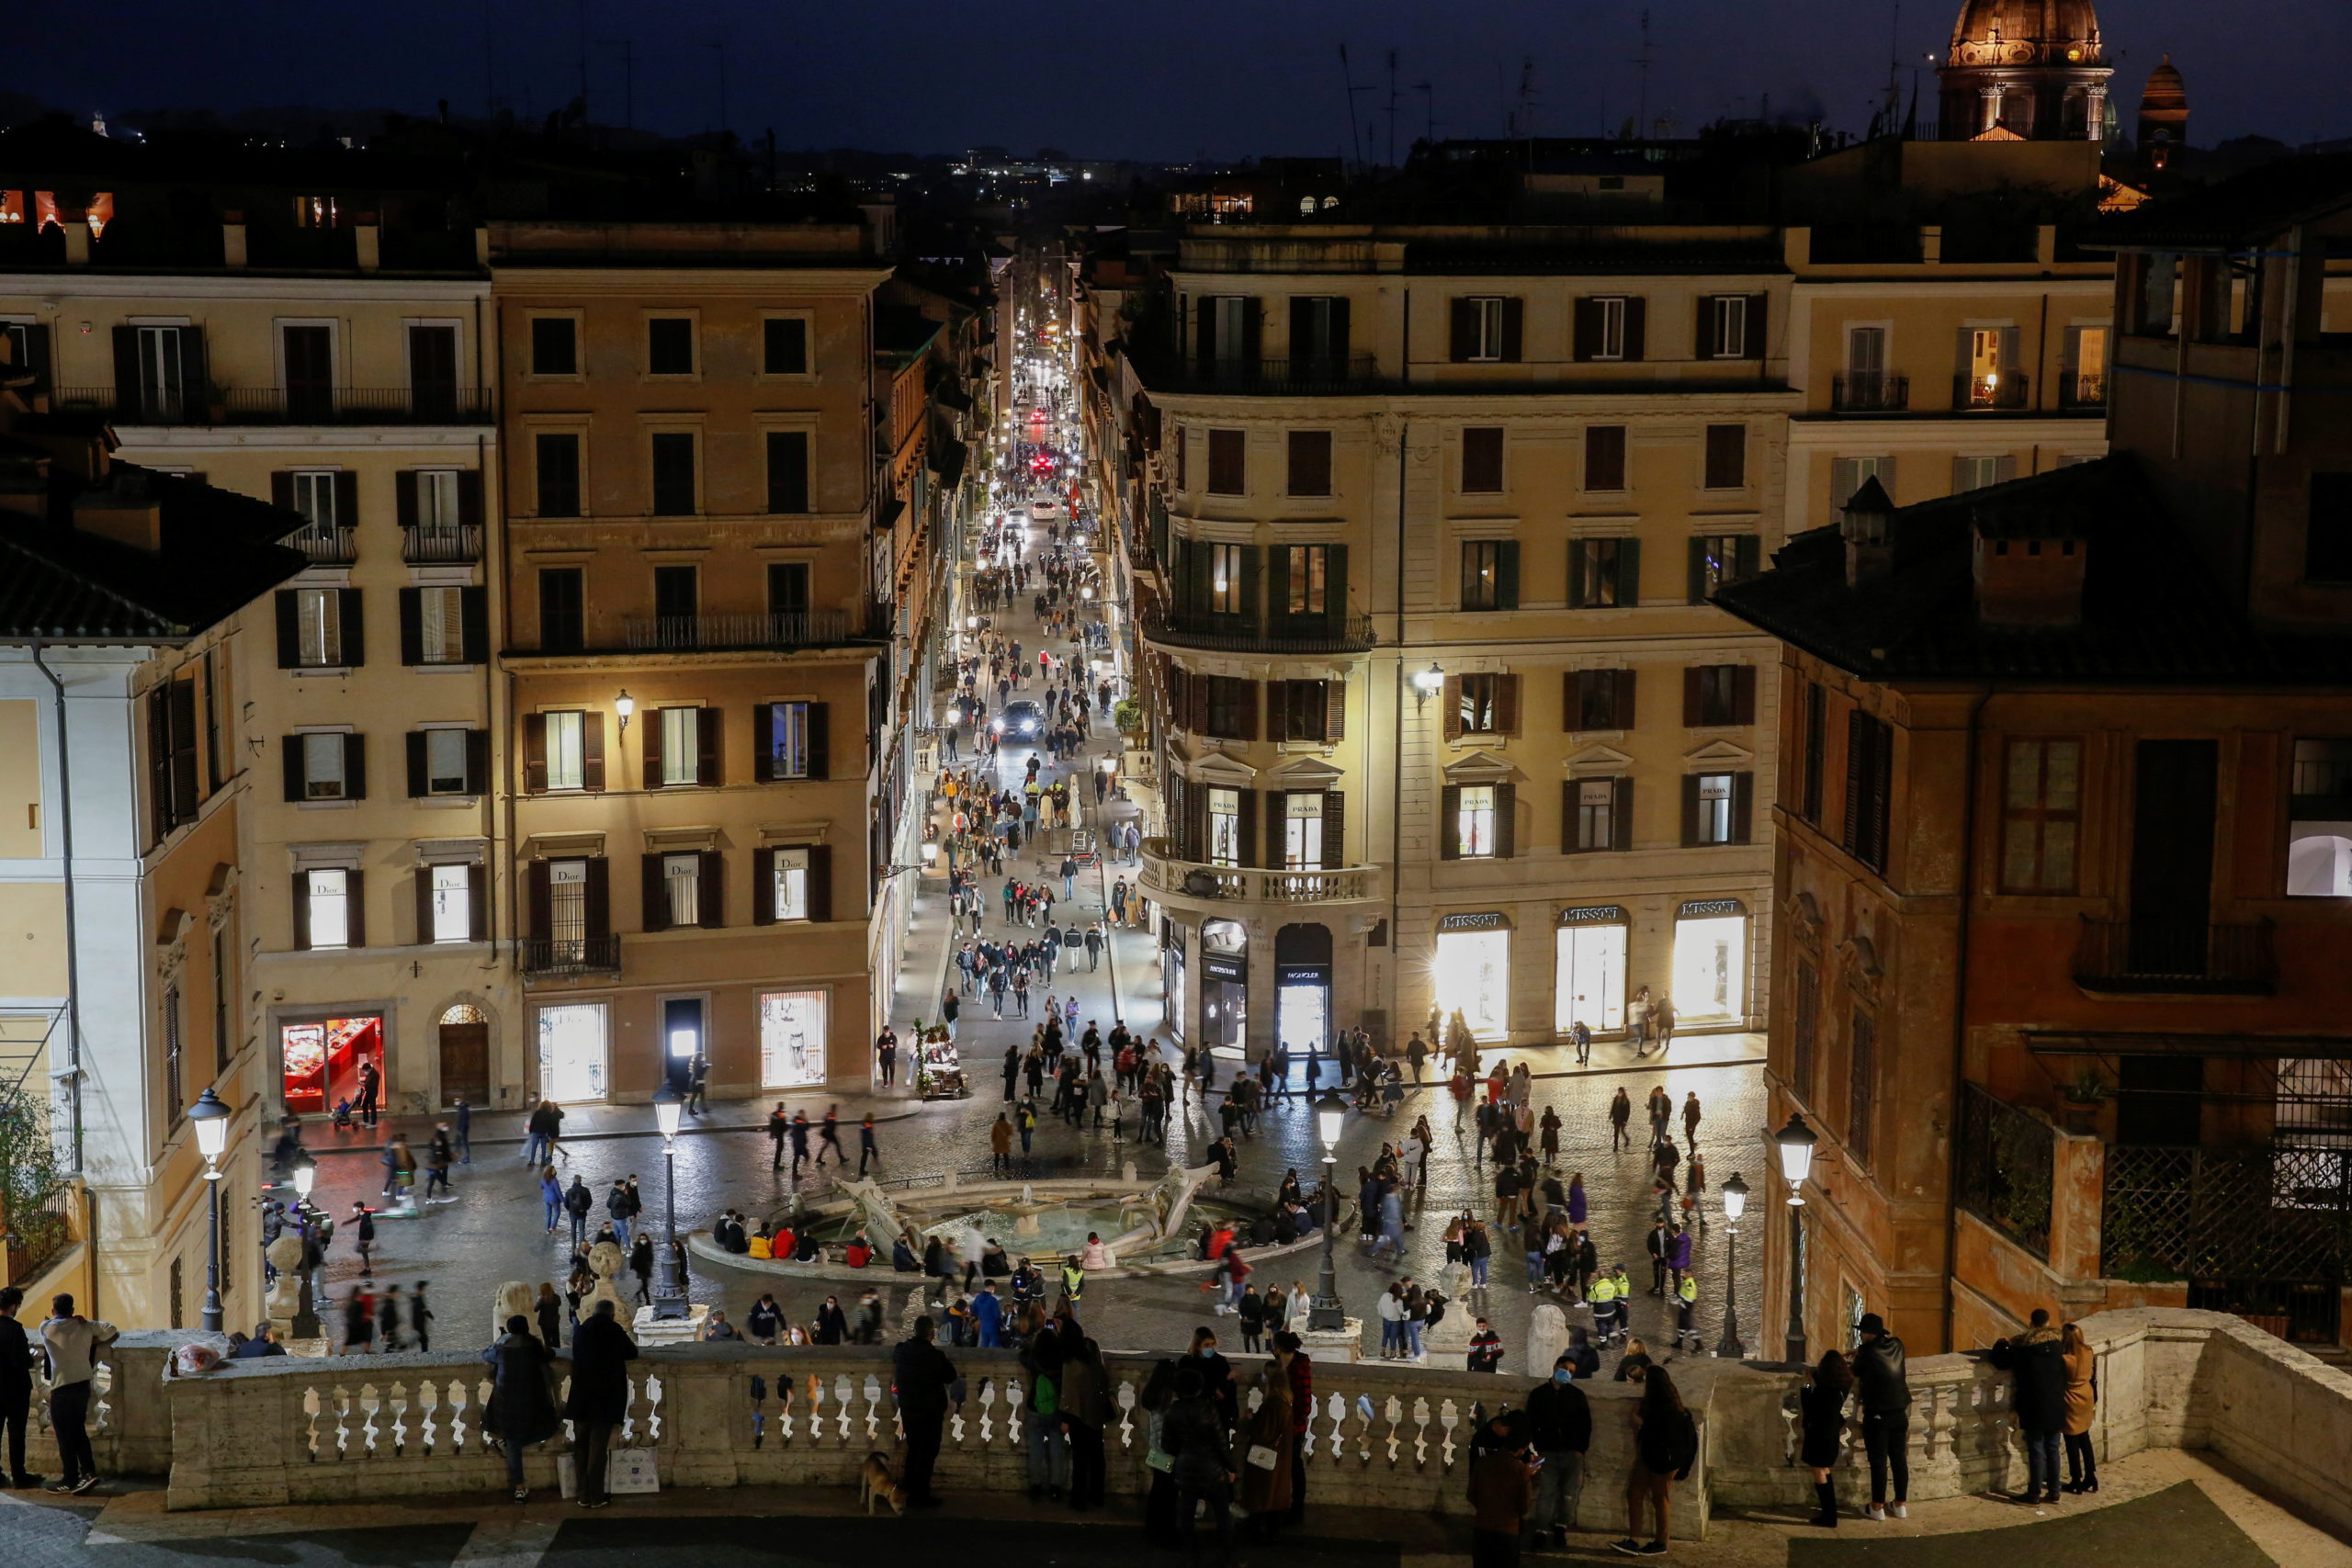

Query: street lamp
left=1716, top=1171, right=1749, bottom=1359
left=1775, top=1113, right=1818, bottom=1366
left=1409, top=662, right=1444, bottom=708
left=1307, top=1090, right=1348, bottom=1332
left=187, top=1088, right=231, bottom=1333
left=650, top=1080, right=688, bottom=1320
left=615, top=689, right=635, bottom=739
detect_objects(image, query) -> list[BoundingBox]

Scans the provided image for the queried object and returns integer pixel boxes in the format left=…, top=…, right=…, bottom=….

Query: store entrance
left=662, top=997, right=704, bottom=1091
left=281, top=1015, right=383, bottom=1116
left=1274, top=922, right=1333, bottom=1057
left=1201, top=918, right=1249, bottom=1055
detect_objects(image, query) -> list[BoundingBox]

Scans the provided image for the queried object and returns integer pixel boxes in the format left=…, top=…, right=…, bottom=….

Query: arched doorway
left=1274, top=922, right=1333, bottom=1056
left=436, top=1002, right=491, bottom=1108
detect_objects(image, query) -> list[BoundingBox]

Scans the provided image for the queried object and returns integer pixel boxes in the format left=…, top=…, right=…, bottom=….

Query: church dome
left=1947, top=0, right=2107, bottom=69
left=2141, top=56, right=2188, bottom=111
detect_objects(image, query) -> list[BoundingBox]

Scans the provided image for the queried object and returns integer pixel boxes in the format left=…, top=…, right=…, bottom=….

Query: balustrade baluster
left=863, top=1374, right=885, bottom=1444
left=1114, top=1377, right=1136, bottom=1450
left=356, top=1382, right=381, bottom=1458
left=302, top=1383, right=322, bottom=1461
left=1382, top=1395, right=1403, bottom=1467
left=833, top=1374, right=854, bottom=1443
left=417, top=1379, right=440, bottom=1454
left=1438, top=1398, right=1460, bottom=1472
left=1411, top=1396, right=1431, bottom=1469
left=387, top=1382, right=411, bottom=1456
left=333, top=1383, right=354, bottom=1459
left=447, top=1379, right=471, bottom=1454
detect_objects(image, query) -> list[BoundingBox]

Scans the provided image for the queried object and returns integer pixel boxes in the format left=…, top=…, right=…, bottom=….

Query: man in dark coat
left=1990, top=1308, right=2068, bottom=1505
left=564, top=1299, right=639, bottom=1506
left=1524, top=1351, right=1592, bottom=1548
left=481, top=1314, right=560, bottom=1499
left=0, top=1286, right=38, bottom=1487
left=891, top=1315, right=958, bottom=1506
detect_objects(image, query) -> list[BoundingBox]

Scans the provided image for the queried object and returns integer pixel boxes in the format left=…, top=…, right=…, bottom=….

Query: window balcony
left=2060, top=372, right=2108, bottom=411
left=1131, top=353, right=1385, bottom=396
left=1830, top=370, right=1908, bottom=412
left=1952, top=372, right=2030, bottom=412
left=619, top=610, right=868, bottom=652
left=1140, top=604, right=1375, bottom=656
left=2074, top=915, right=2276, bottom=995
left=1138, top=837, right=1385, bottom=908
left=51, top=386, right=495, bottom=427
left=401, top=523, right=483, bottom=565
left=286, top=522, right=356, bottom=565
left=521, top=935, right=621, bottom=976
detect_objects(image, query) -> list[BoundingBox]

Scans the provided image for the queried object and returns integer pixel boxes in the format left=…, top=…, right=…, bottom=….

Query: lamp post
left=289, top=1149, right=322, bottom=1340
left=650, top=1080, right=687, bottom=1320
left=1715, top=1170, right=1749, bottom=1359
left=1409, top=662, right=1444, bottom=709
left=1307, top=1090, right=1348, bottom=1332
left=187, top=1088, right=231, bottom=1333
left=615, top=689, right=635, bottom=739
left=1775, top=1113, right=1818, bottom=1367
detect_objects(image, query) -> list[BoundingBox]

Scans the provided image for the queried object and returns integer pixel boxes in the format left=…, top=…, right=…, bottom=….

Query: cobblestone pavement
left=280, top=357, right=1768, bottom=1380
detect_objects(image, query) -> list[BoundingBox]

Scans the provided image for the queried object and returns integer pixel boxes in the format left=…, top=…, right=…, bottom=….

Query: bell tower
left=1937, top=0, right=2115, bottom=141
left=2136, top=57, right=2189, bottom=169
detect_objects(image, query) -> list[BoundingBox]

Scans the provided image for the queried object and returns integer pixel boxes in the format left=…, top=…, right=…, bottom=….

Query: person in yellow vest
left=1675, top=1271, right=1700, bottom=1352
left=1061, top=1255, right=1086, bottom=1307
left=1589, top=1266, right=1623, bottom=1347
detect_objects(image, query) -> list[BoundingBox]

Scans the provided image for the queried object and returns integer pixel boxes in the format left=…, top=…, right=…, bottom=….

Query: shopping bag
left=558, top=1447, right=661, bottom=1497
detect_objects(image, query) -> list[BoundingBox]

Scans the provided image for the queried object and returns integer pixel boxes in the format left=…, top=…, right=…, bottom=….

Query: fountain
left=837, top=1175, right=912, bottom=1247
left=1008, top=1183, right=1047, bottom=1237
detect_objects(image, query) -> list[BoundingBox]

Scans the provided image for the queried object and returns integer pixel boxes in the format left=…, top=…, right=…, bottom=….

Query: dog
left=860, top=1450, right=908, bottom=1516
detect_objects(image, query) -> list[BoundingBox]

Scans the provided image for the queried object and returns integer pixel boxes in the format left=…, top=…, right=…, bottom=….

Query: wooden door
left=438, top=1022, right=491, bottom=1107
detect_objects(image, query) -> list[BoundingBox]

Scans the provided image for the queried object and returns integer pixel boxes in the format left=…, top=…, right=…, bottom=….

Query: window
left=768, top=562, right=810, bottom=619
left=211, top=929, right=231, bottom=1068
left=2001, top=738, right=2082, bottom=893
left=292, top=588, right=344, bottom=666
left=538, top=569, right=584, bottom=652
left=535, top=431, right=582, bottom=516
left=1460, top=539, right=1519, bottom=612
left=766, top=431, right=811, bottom=513
left=127, top=323, right=191, bottom=420
left=1689, top=773, right=1736, bottom=845
left=1285, top=430, right=1331, bottom=497
left=653, top=565, right=697, bottom=629
left=1460, top=426, right=1505, bottom=493
left=1206, top=787, right=1243, bottom=868
left=1449, top=297, right=1518, bottom=362
left=1567, top=668, right=1634, bottom=733
left=147, top=678, right=199, bottom=840
left=763, top=317, right=809, bottom=375
left=659, top=706, right=700, bottom=786
left=756, top=701, right=826, bottom=781
left=1289, top=296, right=1349, bottom=362
left=1578, top=296, right=1628, bottom=360
left=1800, top=682, right=1826, bottom=824
left=771, top=848, right=811, bottom=920
left=1792, top=959, right=1820, bottom=1101
left=1848, top=1009, right=1877, bottom=1167
left=545, top=711, right=586, bottom=792
left=1958, top=325, right=2021, bottom=407
left=547, top=860, right=588, bottom=952
left=1457, top=784, right=1498, bottom=857
left=408, top=586, right=468, bottom=665
left=412, top=468, right=461, bottom=531
left=1689, top=536, right=1760, bottom=602
left=2289, top=738, right=2352, bottom=897
left=1702, top=295, right=1749, bottom=357
left=163, top=986, right=183, bottom=1125
left=1584, top=425, right=1626, bottom=491
left=1842, top=710, right=1894, bottom=871
left=2064, top=323, right=2109, bottom=406
left=420, top=728, right=472, bottom=795
left=1456, top=673, right=1503, bottom=734
left=300, top=732, right=350, bottom=799
left=1197, top=296, right=1255, bottom=365
left=1846, top=325, right=1887, bottom=374
left=662, top=852, right=703, bottom=927
left=302, top=869, right=353, bottom=950
left=1571, top=778, right=1625, bottom=852
left=650, top=432, right=697, bottom=514
left=1702, top=423, right=1747, bottom=489
left=1204, top=676, right=1257, bottom=740
left=2307, top=474, right=2352, bottom=583
left=1283, top=794, right=1325, bottom=870
left=646, top=316, right=695, bottom=376
left=1276, top=680, right=1336, bottom=741
left=1685, top=663, right=1754, bottom=728
left=407, top=323, right=459, bottom=418
left=1207, top=543, right=1246, bottom=615
left=289, top=469, right=340, bottom=530
left=1829, top=456, right=1896, bottom=525
left=1206, top=429, right=1246, bottom=495
left=428, top=863, right=472, bottom=943
left=1951, top=454, right=2016, bottom=492
left=529, top=316, right=577, bottom=377
left=1569, top=537, right=1639, bottom=608
left=1283, top=545, right=1329, bottom=617
left=201, top=649, right=222, bottom=792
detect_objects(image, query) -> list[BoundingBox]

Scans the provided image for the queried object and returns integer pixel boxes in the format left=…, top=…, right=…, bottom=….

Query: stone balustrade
left=1138, top=839, right=1385, bottom=908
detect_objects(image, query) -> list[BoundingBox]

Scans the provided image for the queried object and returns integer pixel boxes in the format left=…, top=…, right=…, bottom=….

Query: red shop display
left=281, top=1015, right=383, bottom=1113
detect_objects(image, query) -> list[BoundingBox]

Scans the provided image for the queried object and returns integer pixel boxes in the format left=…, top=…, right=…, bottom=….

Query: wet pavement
left=276, top=312, right=1767, bottom=1378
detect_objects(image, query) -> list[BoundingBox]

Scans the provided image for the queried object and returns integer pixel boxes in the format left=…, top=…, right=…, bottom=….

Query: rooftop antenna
left=704, top=39, right=730, bottom=138
left=1384, top=49, right=1400, bottom=167
left=1885, top=0, right=1904, bottom=126
left=1633, top=9, right=1655, bottom=141
left=1414, top=80, right=1437, bottom=147
left=600, top=38, right=635, bottom=130
left=1516, top=56, right=1537, bottom=148
left=1339, top=44, right=1368, bottom=174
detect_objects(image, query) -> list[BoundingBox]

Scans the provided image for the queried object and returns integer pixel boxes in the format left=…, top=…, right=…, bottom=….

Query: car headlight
left=990, top=719, right=1004, bottom=733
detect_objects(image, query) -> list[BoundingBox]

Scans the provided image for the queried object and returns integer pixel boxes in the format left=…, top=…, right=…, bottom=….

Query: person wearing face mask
left=1190, top=1325, right=1237, bottom=1430
left=1523, top=1350, right=1594, bottom=1550
left=813, top=1295, right=848, bottom=1345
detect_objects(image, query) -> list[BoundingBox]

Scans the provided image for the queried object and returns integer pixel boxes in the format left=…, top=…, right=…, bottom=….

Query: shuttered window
left=1206, top=429, right=1246, bottom=495
left=1285, top=430, right=1332, bottom=497
left=1584, top=425, right=1627, bottom=491
left=1461, top=426, right=1505, bottom=493
left=1703, top=423, right=1747, bottom=490
left=1841, top=710, right=1894, bottom=871
left=535, top=432, right=582, bottom=516
left=2000, top=738, right=2081, bottom=893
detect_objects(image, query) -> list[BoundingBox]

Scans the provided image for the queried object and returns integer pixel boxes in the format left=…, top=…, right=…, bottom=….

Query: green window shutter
left=1617, top=538, right=1642, bottom=606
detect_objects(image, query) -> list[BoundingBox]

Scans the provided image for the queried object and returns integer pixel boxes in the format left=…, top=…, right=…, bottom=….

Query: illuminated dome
left=1947, top=0, right=2107, bottom=68
left=1938, top=0, right=2115, bottom=141
left=2140, top=56, right=2188, bottom=112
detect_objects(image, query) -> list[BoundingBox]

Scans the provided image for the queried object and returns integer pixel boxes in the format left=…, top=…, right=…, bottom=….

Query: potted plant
left=1112, top=697, right=1144, bottom=739
left=2060, top=1066, right=2107, bottom=1134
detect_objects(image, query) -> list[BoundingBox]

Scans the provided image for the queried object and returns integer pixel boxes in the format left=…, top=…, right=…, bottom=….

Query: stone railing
left=159, top=1344, right=1708, bottom=1535
left=1138, top=839, right=1385, bottom=907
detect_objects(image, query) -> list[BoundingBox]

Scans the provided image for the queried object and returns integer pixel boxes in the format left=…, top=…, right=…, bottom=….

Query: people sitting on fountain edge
left=843, top=1234, right=874, bottom=1269
left=893, top=1231, right=923, bottom=1272
left=748, top=1224, right=775, bottom=1260
left=713, top=1210, right=751, bottom=1254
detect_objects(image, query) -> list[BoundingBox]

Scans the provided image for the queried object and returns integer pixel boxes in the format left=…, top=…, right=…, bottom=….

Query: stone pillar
left=2047, top=1129, right=2107, bottom=1286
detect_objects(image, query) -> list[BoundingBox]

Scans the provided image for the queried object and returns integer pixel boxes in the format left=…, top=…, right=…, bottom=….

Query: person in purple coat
left=1666, top=1225, right=1694, bottom=1295
left=1566, top=1173, right=1589, bottom=1228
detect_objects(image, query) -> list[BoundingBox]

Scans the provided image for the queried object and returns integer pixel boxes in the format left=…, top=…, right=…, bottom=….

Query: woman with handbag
left=1238, top=1358, right=1295, bottom=1536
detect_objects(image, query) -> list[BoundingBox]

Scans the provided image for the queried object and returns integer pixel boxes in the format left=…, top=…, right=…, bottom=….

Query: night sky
left=14, top=0, right=2348, bottom=161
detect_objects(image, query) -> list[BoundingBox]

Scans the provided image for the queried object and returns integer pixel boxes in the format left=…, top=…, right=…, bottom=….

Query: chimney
left=74, top=469, right=164, bottom=554
left=221, top=209, right=248, bottom=267
left=1973, top=513, right=2087, bottom=627
left=1840, top=475, right=1895, bottom=588
left=354, top=211, right=381, bottom=272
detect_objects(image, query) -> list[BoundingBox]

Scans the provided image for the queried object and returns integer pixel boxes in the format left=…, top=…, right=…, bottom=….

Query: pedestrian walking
left=352, top=1201, right=378, bottom=1275
left=857, top=1114, right=881, bottom=1175
left=1609, top=1089, right=1632, bottom=1151
left=767, top=1102, right=789, bottom=1169
left=540, top=1166, right=563, bottom=1233
left=1680, top=1091, right=1702, bottom=1148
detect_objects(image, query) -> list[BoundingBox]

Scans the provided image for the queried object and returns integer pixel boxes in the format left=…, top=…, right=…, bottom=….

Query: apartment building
left=492, top=215, right=901, bottom=1103
left=1106, top=217, right=1796, bottom=1058
left=1717, top=157, right=2352, bottom=1354
left=0, top=120, right=513, bottom=1127
left=0, top=385, right=308, bottom=1326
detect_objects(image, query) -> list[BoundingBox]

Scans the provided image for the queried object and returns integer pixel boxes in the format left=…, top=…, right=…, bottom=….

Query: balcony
left=2060, top=372, right=2108, bottom=411
left=1141, top=604, right=1376, bottom=656
left=2074, top=915, right=2276, bottom=995
left=51, top=386, right=495, bottom=427
left=1131, top=353, right=1385, bottom=396
left=286, top=521, right=356, bottom=566
left=1139, top=837, right=1385, bottom=908
left=1830, top=370, right=1909, bottom=412
left=401, top=523, right=483, bottom=565
left=521, top=934, right=620, bottom=976
left=1952, top=372, right=2030, bottom=412
left=619, top=609, right=870, bottom=652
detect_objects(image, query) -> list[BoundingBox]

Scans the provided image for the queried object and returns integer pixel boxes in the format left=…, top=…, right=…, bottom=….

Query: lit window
left=294, top=587, right=343, bottom=667
left=305, top=869, right=351, bottom=949
left=1692, top=773, right=1735, bottom=845
left=429, top=864, right=471, bottom=943
left=1458, top=784, right=1498, bottom=858
left=545, top=712, right=585, bottom=791
left=1208, top=544, right=1244, bottom=615
left=662, top=707, right=698, bottom=786
left=761, top=702, right=812, bottom=780
left=1283, top=794, right=1324, bottom=870
left=416, top=586, right=466, bottom=664
left=664, top=852, right=702, bottom=927
left=1575, top=780, right=1618, bottom=850
left=1207, top=787, right=1242, bottom=867
left=773, top=848, right=810, bottom=920
left=2000, top=739, right=2081, bottom=893
left=2288, top=738, right=2352, bottom=897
